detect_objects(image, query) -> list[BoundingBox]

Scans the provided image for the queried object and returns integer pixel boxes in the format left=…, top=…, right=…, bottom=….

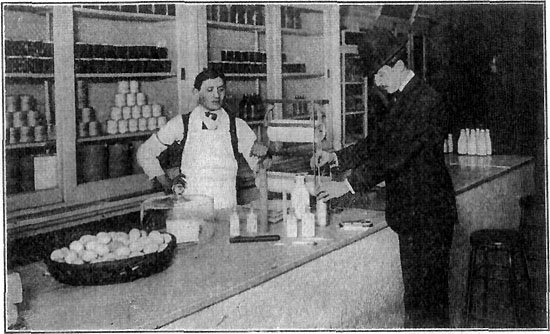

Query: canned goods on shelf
left=118, top=119, right=129, bottom=134
left=138, top=118, right=148, bottom=132
left=131, top=105, right=142, bottom=119
left=136, top=92, right=147, bottom=106
left=107, top=120, right=118, bottom=135
left=115, top=93, right=126, bottom=108
left=117, top=80, right=130, bottom=94
left=147, top=117, right=157, bottom=131
left=89, top=121, right=100, bottom=136
left=152, top=103, right=162, bottom=117
left=122, top=106, right=132, bottom=120
left=141, top=104, right=152, bottom=118
left=130, top=80, right=140, bottom=93
left=128, top=119, right=138, bottom=132
left=126, top=93, right=136, bottom=107
left=110, top=107, right=122, bottom=121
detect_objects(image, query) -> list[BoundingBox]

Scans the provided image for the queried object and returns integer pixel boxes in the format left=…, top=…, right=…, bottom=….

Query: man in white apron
left=137, top=69, right=263, bottom=209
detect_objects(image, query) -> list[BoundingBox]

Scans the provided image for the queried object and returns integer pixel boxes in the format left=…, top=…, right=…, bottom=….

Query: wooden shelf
left=342, top=81, right=364, bottom=85
left=344, top=110, right=367, bottom=116
left=4, top=5, right=52, bottom=15
left=76, top=131, right=154, bottom=143
left=75, top=72, right=175, bottom=79
left=281, top=28, right=322, bottom=37
left=6, top=141, right=55, bottom=150
left=5, top=73, right=54, bottom=79
left=73, top=7, right=175, bottom=22
left=282, top=72, right=324, bottom=79
left=207, top=20, right=266, bottom=32
left=226, top=73, right=266, bottom=79
left=266, top=99, right=329, bottom=105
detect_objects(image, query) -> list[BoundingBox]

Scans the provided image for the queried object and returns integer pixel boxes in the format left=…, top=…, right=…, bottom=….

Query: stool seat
left=470, top=229, right=522, bottom=248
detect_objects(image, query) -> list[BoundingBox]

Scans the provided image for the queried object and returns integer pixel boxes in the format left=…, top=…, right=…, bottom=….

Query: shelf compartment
left=5, top=73, right=55, bottom=79
left=282, top=72, right=324, bottom=79
left=76, top=131, right=154, bottom=143
left=207, top=20, right=266, bottom=32
left=75, top=72, right=175, bottom=79
left=6, top=141, right=56, bottom=150
left=281, top=28, right=322, bottom=37
left=73, top=7, right=175, bottom=22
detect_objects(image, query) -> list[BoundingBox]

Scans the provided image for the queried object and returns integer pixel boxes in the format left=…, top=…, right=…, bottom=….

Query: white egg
left=148, top=231, right=164, bottom=245
left=72, top=258, right=84, bottom=265
left=129, top=240, right=144, bottom=253
left=115, top=246, right=131, bottom=257
left=140, top=230, right=148, bottom=238
left=102, top=253, right=117, bottom=262
left=79, top=234, right=95, bottom=245
left=85, top=241, right=100, bottom=252
left=129, top=228, right=141, bottom=242
left=129, top=251, right=143, bottom=258
left=96, top=232, right=111, bottom=244
left=69, top=240, right=84, bottom=252
left=162, top=233, right=172, bottom=244
left=81, top=250, right=98, bottom=262
left=50, top=249, right=65, bottom=261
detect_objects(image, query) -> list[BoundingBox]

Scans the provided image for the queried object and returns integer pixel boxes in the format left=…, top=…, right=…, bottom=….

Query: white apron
left=180, top=116, right=238, bottom=210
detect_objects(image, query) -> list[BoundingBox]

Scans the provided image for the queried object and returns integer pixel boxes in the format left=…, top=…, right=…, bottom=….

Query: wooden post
left=257, top=160, right=269, bottom=234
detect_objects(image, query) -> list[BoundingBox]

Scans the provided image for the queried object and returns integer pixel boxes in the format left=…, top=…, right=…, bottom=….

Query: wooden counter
left=14, top=155, right=534, bottom=330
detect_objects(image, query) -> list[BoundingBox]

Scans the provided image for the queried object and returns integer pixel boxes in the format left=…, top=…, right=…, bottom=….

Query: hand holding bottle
left=310, top=150, right=336, bottom=170
left=316, top=180, right=350, bottom=201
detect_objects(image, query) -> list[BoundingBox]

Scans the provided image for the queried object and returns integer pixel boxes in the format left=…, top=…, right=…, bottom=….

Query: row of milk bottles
left=445, top=128, right=493, bottom=155
left=229, top=175, right=327, bottom=238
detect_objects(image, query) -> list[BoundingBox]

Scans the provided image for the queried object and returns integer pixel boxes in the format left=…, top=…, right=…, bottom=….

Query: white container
left=13, top=111, right=24, bottom=128
left=117, top=80, right=130, bottom=94
left=128, top=118, right=138, bottom=132
left=6, top=95, right=17, bottom=112
left=447, top=133, right=453, bottom=153
left=19, top=126, right=32, bottom=142
left=301, top=209, right=315, bottom=238
left=89, top=121, right=100, bottom=136
left=131, top=105, right=142, bottom=119
left=157, top=115, right=167, bottom=128
left=130, top=80, right=140, bottom=93
left=122, top=106, right=132, bottom=120
left=107, top=120, right=118, bottom=134
left=138, top=117, right=148, bottom=132
left=20, top=95, right=32, bottom=112
left=118, top=120, right=128, bottom=134
left=316, top=199, right=327, bottom=226
left=152, top=103, right=162, bottom=117
left=78, top=122, right=88, bottom=138
left=477, top=129, right=487, bottom=156
left=110, top=107, right=122, bottom=121
left=457, top=129, right=467, bottom=155
left=34, top=154, right=57, bottom=190
left=141, top=104, right=152, bottom=118
left=126, top=93, right=136, bottom=107
left=81, top=107, right=94, bottom=123
left=136, top=92, right=147, bottom=106
left=291, top=174, right=310, bottom=220
left=467, top=128, right=477, bottom=155
left=286, top=208, right=298, bottom=238
left=34, top=125, right=46, bottom=142
left=27, top=110, right=38, bottom=127
left=166, top=218, right=201, bottom=243
left=485, top=129, right=492, bottom=155
left=147, top=117, right=157, bottom=131
left=246, top=209, right=258, bottom=235
left=115, top=93, right=126, bottom=108
left=230, top=207, right=240, bottom=237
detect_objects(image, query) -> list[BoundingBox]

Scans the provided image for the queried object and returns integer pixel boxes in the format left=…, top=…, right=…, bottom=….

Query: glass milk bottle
left=291, top=174, right=310, bottom=220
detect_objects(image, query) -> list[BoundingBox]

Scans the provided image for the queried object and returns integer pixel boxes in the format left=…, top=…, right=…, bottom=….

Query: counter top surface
left=18, top=209, right=387, bottom=330
left=15, top=154, right=533, bottom=330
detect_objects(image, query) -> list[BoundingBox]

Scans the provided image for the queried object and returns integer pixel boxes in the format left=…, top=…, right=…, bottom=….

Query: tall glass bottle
left=291, top=174, right=310, bottom=220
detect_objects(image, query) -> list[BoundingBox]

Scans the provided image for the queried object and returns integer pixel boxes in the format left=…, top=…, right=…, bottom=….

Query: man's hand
left=310, top=150, right=336, bottom=170
left=154, top=175, right=172, bottom=194
left=316, top=181, right=350, bottom=201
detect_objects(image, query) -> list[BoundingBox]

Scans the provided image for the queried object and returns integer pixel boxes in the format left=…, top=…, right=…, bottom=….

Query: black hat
left=357, top=27, right=409, bottom=77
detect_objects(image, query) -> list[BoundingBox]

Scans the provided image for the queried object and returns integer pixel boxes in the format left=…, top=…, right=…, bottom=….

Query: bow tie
left=205, top=111, right=218, bottom=121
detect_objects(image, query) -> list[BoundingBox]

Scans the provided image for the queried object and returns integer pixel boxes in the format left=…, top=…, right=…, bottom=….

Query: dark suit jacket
left=336, top=75, right=458, bottom=234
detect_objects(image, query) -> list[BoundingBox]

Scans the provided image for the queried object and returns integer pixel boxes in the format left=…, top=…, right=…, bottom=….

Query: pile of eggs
left=50, top=229, right=172, bottom=265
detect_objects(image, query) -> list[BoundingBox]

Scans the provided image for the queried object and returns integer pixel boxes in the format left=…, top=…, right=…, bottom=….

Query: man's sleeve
left=337, top=92, right=447, bottom=193
left=235, top=118, right=259, bottom=170
left=136, top=115, right=185, bottom=180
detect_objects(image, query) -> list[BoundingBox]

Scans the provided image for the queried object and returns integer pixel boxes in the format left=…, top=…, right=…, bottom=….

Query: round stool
left=465, top=229, right=533, bottom=328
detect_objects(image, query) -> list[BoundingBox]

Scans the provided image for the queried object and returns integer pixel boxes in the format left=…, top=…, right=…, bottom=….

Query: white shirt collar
left=399, top=71, right=415, bottom=92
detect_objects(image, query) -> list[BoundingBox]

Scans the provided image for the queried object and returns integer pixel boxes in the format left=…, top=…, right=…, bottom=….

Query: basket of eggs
left=44, top=228, right=176, bottom=285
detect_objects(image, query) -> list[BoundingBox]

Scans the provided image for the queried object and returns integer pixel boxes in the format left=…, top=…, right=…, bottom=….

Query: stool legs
left=465, top=245, right=476, bottom=326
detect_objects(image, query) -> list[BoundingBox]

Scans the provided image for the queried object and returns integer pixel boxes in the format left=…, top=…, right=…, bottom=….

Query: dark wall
left=425, top=4, right=544, bottom=157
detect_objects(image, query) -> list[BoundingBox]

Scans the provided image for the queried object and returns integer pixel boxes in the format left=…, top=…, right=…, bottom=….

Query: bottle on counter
left=316, top=199, right=327, bottom=227
left=457, top=129, right=467, bottom=155
left=230, top=207, right=240, bottom=237
left=301, top=208, right=315, bottom=238
left=246, top=208, right=257, bottom=235
left=467, top=128, right=477, bottom=155
left=286, top=208, right=298, bottom=238
left=291, top=174, right=310, bottom=220
left=486, top=129, right=492, bottom=155
left=447, top=133, right=453, bottom=153
left=477, top=129, right=487, bottom=156
left=239, top=94, right=247, bottom=119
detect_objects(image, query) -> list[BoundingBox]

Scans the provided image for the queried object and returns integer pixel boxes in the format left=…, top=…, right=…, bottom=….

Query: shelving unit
left=76, top=131, right=154, bottom=143
left=5, top=141, right=56, bottom=150
left=75, top=73, right=174, bottom=79
left=340, top=29, right=368, bottom=146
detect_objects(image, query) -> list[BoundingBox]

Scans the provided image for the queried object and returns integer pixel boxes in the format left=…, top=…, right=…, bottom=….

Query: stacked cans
left=5, top=94, right=51, bottom=144
left=76, top=80, right=101, bottom=138
left=106, top=80, right=167, bottom=135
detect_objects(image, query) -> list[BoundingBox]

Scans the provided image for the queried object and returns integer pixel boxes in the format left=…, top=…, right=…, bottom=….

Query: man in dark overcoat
left=313, top=51, right=458, bottom=328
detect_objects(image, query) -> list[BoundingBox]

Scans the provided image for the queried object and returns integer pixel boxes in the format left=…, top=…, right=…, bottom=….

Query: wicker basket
left=44, top=233, right=177, bottom=286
